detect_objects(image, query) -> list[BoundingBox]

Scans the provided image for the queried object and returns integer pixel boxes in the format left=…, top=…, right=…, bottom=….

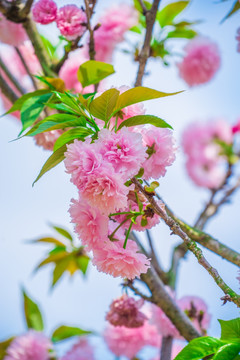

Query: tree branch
left=22, top=16, right=53, bottom=76
left=132, top=177, right=240, bottom=307
left=15, top=47, right=38, bottom=90
left=135, top=0, right=161, bottom=86
left=0, top=72, right=19, bottom=103
left=141, top=267, right=201, bottom=341
left=0, top=56, right=25, bottom=95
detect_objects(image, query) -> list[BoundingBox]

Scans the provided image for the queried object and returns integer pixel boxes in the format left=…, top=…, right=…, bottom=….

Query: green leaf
left=0, top=337, right=14, bottom=358
left=113, top=87, right=182, bottom=115
left=157, top=1, right=190, bottom=27
left=219, top=318, right=240, bottom=341
left=3, top=89, right=50, bottom=115
left=46, top=103, right=80, bottom=115
left=53, top=91, right=85, bottom=115
left=52, top=256, right=72, bottom=287
left=40, top=35, right=58, bottom=60
left=51, top=325, right=92, bottom=342
left=33, top=144, right=67, bottom=186
left=118, top=114, right=172, bottom=130
left=77, top=60, right=115, bottom=87
left=221, top=0, right=240, bottom=22
left=130, top=25, right=142, bottom=34
left=213, top=343, right=240, bottom=360
left=19, top=93, right=52, bottom=135
left=174, top=337, right=223, bottom=360
left=89, top=88, right=120, bottom=121
left=31, top=237, right=67, bottom=247
left=166, top=28, right=197, bottom=39
left=51, top=225, right=73, bottom=242
left=76, top=255, right=90, bottom=275
left=53, top=128, right=92, bottom=151
left=26, top=114, right=86, bottom=137
left=23, top=289, right=44, bottom=331
left=37, top=250, right=69, bottom=269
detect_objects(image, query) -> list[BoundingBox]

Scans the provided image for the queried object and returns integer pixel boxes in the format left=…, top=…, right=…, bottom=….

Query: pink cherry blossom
left=0, top=14, right=27, bottom=46
left=114, top=199, right=160, bottom=232
left=92, top=238, right=150, bottom=279
left=178, top=295, right=211, bottom=334
left=34, top=130, right=63, bottom=151
left=60, top=338, right=95, bottom=360
left=64, top=139, right=103, bottom=190
left=32, top=0, right=57, bottom=25
left=232, top=119, right=240, bottom=134
left=141, top=127, right=176, bottom=180
left=4, top=330, right=52, bottom=360
left=93, top=4, right=138, bottom=62
left=186, top=159, right=225, bottom=189
left=81, top=164, right=129, bottom=215
left=56, top=5, right=87, bottom=41
left=182, top=120, right=233, bottom=188
left=96, top=128, right=147, bottom=180
left=178, top=37, right=221, bottom=86
left=69, top=197, right=109, bottom=251
left=104, top=321, right=160, bottom=358
left=106, top=294, right=147, bottom=328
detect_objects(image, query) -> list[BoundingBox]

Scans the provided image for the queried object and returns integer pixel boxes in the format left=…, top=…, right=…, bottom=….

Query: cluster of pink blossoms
left=178, top=37, right=221, bottom=86
left=32, top=0, right=87, bottom=40
left=151, top=294, right=211, bottom=337
left=60, top=338, right=95, bottom=360
left=65, top=92, right=176, bottom=279
left=59, top=6, right=138, bottom=93
left=182, top=119, right=233, bottom=188
left=4, top=330, right=52, bottom=360
left=106, top=294, right=147, bottom=328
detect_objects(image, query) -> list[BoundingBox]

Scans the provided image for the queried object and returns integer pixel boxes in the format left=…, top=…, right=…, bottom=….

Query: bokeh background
left=0, top=0, right=240, bottom=358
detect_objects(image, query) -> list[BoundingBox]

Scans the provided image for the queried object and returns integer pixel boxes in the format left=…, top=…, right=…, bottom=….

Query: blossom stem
left=123, top=221, right=133, bottom=249
left=132, top=177, right=240, bottom=307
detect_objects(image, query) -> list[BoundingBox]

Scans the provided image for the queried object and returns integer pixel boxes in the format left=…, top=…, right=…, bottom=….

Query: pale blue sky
left=0, top=0, right=240, bottom=359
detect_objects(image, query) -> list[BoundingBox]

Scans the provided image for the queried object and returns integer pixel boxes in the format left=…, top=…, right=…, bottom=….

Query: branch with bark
left=132, top=177, right=240, bottom=308
left=135, top=0, right=161, bottom=86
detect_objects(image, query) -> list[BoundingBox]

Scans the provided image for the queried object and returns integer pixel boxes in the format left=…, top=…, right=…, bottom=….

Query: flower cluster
left=105, top=294, right=147, bottom=328
left=4, top=330, right=52, bottom=360
left=104, top=321, right=161, bottom=359
left=182, top=119, right=233, bottom=188
left=178, top=37, right=221, bottom=86
left=65, top=92, right=176, bottom=278
left=150, top=294, right=211, bottom=337
left=32, top=0, right=87, bottom=40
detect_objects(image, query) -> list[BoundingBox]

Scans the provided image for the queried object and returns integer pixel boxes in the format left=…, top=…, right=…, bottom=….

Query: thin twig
left=0, top=72, right=19, bottom=103
left=135, top=0, right=161, bottom=86
left=0, top=56, right=25, bottom=95
left=161, top=336, right=173, bottom=360
left=132, top=177, right=240, bottom=307
left=15, top=47, right=38, bottom=90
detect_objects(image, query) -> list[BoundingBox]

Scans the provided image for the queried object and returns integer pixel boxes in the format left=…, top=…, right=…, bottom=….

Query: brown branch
left=15, top=47, right=38, bottom=90
left=152, top=187, right=240, bottom=268
left=22, top=16, right=53, bottom=76
left=141, top=267, right=201, bottom=341
left=161, top=336, right=173, bottom=360
left=0, top=72, right=19, bottom=103
left=135, top=0, right=161, bottom=86
left=0, top=56, right=25, bottom=95
left=20, top=0, right=34, bottom=18
left=84, top=0, right=96, bottom=61
left=132, top=177, right=240, bottom=308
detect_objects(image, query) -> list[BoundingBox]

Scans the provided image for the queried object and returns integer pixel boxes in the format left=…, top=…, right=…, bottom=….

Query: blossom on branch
left=32, top=0, right=58, bottom=25
left=178, top=37, right=221, bottom=86
left=4, top=330, right=52, bottom=360
left=60, top=338, right=95, bottom=360
left=56, top=5, right=87, bottom=41
left=106, top=294, right=147, bottom=328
